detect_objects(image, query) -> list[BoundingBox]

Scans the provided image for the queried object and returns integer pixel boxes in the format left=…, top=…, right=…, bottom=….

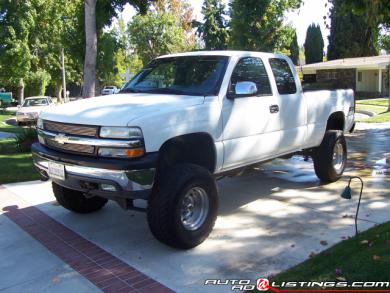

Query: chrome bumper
left=32, top=152, right=156, bottom=200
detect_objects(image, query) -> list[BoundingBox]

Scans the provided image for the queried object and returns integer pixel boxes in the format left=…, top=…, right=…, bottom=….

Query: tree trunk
left=82, top=0, right=97, bottom=99
left=56, top=84, right=63, bottom=104
left=17, top=78, right=24, bottom=105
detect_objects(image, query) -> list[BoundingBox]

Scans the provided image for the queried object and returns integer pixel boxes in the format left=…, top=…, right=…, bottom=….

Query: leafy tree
left=327, top=0, right=379, bottom=60
left=194, top=0, right=229, bottom=50
left=289, top=31, right=300, bottom=65
left=379, top=30, right=390, bottom=53
left=229, top=0, right=301, bottom=52
left=0, top=0, right=34, bottom=103
left=0, top=0, right=83, bottom=102
left=127, top=11, right=192, bottom=64
left=152, top=0, right=196, bottom=49
left=304, top=24, right=324, bottom=64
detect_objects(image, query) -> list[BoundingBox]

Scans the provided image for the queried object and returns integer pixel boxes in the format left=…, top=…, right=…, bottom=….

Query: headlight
left=37, top=118, right=44, bottom=129
left=98, top=147, right=145, bottom=158
left=100, top=126, right=142, bottom=139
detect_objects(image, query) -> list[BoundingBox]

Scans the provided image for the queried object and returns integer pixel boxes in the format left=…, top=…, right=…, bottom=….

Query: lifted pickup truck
left=32, top=51, right=355, bottom=249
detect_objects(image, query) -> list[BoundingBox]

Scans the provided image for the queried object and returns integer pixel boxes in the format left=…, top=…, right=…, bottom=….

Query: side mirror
left=227, top=81, right=258, bottom=99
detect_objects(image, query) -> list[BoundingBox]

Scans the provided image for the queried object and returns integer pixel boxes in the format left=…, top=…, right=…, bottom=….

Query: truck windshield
left=121, top=56, right=229, bottom=96
left=23, top=99, right=48, bottom=107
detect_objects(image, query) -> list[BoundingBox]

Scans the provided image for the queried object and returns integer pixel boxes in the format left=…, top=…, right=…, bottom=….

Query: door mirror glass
left=235, top=81, right=257, bottom=96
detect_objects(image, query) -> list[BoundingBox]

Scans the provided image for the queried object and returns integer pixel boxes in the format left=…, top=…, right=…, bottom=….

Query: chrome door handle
left=270, top=105, right=279, bottom=114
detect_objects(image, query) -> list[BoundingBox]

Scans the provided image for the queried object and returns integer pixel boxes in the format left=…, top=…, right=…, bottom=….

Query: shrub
left=25, top=70, right=51, bottom=97
left=14, top=127, right=38, bottom=152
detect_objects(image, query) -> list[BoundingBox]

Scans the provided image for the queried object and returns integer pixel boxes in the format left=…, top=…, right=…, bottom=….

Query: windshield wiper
left=143, top=88, right=190, bottom=95
left=120, top=88, right=143, bottom=93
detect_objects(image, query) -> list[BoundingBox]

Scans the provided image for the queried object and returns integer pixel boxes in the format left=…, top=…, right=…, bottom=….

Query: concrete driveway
left=0, top=123, right=389, bottom=292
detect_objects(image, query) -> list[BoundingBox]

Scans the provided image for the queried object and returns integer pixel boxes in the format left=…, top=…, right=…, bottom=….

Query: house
left=299, top=55, right=390, bottom=97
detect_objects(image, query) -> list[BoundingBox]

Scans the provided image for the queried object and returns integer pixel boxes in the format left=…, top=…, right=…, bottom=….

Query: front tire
left=52, top=183, right=108, bottom=213
left=147, top=164, right=218, bottom=249
left=312, top=130, right=347, bottom=182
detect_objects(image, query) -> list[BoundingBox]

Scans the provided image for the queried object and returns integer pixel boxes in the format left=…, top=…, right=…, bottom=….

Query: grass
left=0, top=109, right=23, bottom=134
left=356, top=111, right=390, bottom=123
left=265, top=222, right=390, bottom=290
left=355, top=98, right=390, bottom=123
left=0, top=139, right=40, bottom=184
left=356, top=98, right=389, bottom=107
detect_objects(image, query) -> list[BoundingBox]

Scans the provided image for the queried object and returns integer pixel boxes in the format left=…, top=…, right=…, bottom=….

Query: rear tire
left=52, top=183, right=108, bottom=213
left=312, top=130, right=347, bottom=182
left=147, top=164, right=218, bottom=249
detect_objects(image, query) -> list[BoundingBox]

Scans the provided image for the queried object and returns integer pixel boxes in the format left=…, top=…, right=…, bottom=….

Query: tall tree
left=83, top=0, right=97, bottom=98
left=229, top=0, right=301, bottom=52
left=153, top=0, right=196, bottom=49
left=327, top=0, right=379, bottom=60
left=127, top=11, right=191, bottom=64
left=0, top=0, right=34, bottom=103
left=304, top=24, right=324, bottom=64
left=82, top=0, right=149, bottom=98
left=0, top=0, right=83, bottom=102
left=289, top=31, right=300, bottom=65
left=194, top=0, right=229, bottom=50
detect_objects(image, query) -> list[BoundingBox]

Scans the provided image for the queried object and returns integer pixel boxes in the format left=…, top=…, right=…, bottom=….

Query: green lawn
left=0, top=110, right=23, bottom=134
left=0, top=139, right=40, bottom=184
left=357, top=111, right=390, bottom=123
left=356, top=98, right=389, bottom=107
left=355, top=99, right=390, bottom=123
left=265, top=222, right=390, bottom=291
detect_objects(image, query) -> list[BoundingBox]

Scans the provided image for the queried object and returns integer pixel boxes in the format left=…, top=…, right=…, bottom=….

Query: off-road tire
left=147, top=164, right=218, bottom=249
left=52, top=182, right=108, bottom=213
left=312, top=130, right=347, bottom=182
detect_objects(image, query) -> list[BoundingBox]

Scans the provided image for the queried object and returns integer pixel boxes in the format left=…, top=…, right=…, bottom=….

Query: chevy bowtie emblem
left=54, top=133, right=68, bottom=145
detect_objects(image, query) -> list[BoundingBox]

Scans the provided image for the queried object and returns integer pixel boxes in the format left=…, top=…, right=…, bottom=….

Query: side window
left=230, top=57, right=272, bottom=96
left=269, top=58, right=297, bottom=95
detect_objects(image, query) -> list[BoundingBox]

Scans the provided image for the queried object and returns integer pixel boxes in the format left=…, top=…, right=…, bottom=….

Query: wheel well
left=157, top=133, right=216, bottom=174
left=326, top=112, right=345, bottom=131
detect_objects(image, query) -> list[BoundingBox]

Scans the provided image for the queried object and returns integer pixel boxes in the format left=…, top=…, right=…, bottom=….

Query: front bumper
left=32, top=143, right=158, bottom=200
left=17, top=115, right=38, bottom=123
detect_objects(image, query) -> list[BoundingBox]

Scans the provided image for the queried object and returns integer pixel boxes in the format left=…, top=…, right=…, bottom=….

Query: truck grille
left=46, top=139, right=95, bottom=155
left=42, top=120, right=98, bottom=155
left=43, top=120, right=98, bottom=137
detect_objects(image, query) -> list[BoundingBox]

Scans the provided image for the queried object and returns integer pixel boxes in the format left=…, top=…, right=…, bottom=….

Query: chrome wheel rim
left=332, top=141, right=345, bottom=174
left=180, top=187, right=209, bottom=231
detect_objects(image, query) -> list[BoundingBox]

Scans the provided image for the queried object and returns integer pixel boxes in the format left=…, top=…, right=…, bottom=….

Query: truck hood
left=39, top=93, right=205, bottom=126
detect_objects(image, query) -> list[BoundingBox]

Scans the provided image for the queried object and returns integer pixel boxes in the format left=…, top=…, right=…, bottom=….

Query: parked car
left=32, top=51, right=355, bottom=249
left=101, top=86, right=119, bottom=95
left=0, top=90, right=14, bottom=107
left=16, top=96, right=55, bottom=125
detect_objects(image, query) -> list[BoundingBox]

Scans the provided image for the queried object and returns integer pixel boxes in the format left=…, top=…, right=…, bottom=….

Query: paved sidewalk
left=0, top=125, right=389, bottom=292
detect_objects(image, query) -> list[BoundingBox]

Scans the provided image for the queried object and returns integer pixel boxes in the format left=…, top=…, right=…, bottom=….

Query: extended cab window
left=230, top=57, right=272, bottom=96
left=269, top=58, right=297, bottom=95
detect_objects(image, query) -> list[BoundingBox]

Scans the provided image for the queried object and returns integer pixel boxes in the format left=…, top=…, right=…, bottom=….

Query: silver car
left=16, top=96, right=55, bottom=125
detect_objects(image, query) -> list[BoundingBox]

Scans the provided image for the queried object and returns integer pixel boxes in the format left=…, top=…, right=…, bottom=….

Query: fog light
left=101, top=184, right=116, bottom=192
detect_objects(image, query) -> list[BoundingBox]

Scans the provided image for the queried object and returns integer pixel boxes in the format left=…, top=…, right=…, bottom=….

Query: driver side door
left=221, top=57, right=281, bottom=170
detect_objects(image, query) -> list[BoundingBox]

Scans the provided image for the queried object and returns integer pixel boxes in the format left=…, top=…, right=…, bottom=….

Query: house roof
left=300, top=55, right=390, bottom=74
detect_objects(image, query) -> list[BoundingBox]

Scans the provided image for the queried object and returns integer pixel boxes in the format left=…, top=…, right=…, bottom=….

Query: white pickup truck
left=32, top=51, right=355, bottom=249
